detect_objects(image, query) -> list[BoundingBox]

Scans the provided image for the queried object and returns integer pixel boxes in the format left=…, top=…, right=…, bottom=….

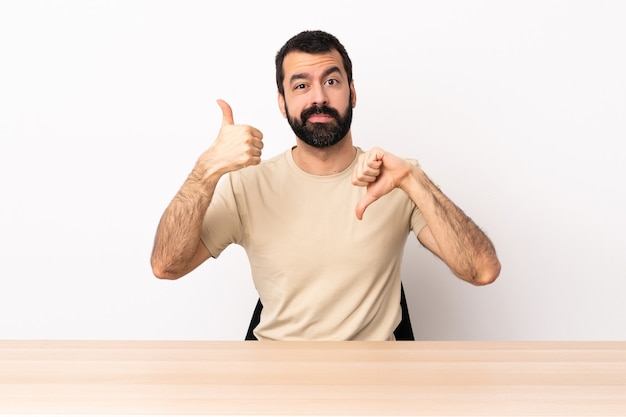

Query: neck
left=292, top=134, right=356, bottom=175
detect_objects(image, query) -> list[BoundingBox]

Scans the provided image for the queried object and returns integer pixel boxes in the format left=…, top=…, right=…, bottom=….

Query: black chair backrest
left=245, top=283, right=414, bottom=340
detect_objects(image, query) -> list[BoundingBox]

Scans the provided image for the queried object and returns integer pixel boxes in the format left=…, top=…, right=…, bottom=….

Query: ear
left=350, top=80, right=357, bottom=108
left=278, top=92, right=287, bottom=118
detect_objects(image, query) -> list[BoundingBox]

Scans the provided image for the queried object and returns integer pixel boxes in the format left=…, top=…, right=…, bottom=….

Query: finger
left=352, top=177, right=368, bottom=187
left=355, top=192, right=379, bottom=221
left=360, top=150, right=383, bottom=177
left=367, top=158, right=383, bottom=171
left=353, top=161, right=381, bottom=185
left=216, top=99, right=234, bottom=126
left=367, top=148, right=385, bottom=166
left=249, top=126, right=264, bottom=141
left=351, top=165, right=364, bottom=186
left=352, top=172, right=377, bottom=186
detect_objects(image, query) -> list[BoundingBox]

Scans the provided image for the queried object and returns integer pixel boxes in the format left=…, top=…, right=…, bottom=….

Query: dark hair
left=275, top=30, right=353, bottom=96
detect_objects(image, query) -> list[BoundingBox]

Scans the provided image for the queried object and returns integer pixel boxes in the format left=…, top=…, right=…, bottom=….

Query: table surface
left=1, top=340, right=625, bottom=416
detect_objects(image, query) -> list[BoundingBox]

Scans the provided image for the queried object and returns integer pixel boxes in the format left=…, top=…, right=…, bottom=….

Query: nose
left=310, top=83, right=328, bottom=106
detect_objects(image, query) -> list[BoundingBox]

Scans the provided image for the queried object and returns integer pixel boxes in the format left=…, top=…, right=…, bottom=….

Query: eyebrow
left=289, top=66, right=343, bottom=85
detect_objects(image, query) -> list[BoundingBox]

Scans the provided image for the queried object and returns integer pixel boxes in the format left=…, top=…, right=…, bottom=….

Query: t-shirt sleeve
left=406, top=158, right=428, bottom=236
left=200, top=173, right=244, bottom=258
left=410, top=205, right=427, bottom=237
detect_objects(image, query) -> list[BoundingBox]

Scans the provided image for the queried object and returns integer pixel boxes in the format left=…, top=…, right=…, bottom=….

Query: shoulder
left=231, top=150, right=288, bottom=178
left=226, top=150, right=292, bottom=192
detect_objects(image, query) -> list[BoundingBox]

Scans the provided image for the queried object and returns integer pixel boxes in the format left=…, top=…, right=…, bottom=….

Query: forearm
left=403, top=166, right=500, bottom=285
left=151, top=99, right=263, bottom=279
left=150, top=170, right=218, bottom=279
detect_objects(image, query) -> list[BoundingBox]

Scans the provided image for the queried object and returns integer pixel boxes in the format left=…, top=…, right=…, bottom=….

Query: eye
left=326, top=78, right=338, bottom=86
left=294, top=83, right=307, bottom=90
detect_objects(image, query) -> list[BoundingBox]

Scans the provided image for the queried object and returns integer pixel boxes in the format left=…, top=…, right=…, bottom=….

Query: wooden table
left=1, top=340, right=625, bottom=416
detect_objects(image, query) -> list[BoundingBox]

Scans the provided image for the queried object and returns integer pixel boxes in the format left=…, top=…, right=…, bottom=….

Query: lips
left=306, top=113, right=335, bottom=123
left=301, top=105, right=340, bottom=124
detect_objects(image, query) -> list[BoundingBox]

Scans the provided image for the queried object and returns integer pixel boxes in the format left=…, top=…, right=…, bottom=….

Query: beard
left=285, top=100, right=353, bottom=148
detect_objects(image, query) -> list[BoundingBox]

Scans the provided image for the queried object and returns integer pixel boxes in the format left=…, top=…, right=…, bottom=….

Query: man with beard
left=151, top=30, right=501, bottom=340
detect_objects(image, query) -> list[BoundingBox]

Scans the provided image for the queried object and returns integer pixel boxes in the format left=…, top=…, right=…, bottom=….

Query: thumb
left=355, top=192, right=379, bottom=221
left=216, top=99, right=234, bottom=126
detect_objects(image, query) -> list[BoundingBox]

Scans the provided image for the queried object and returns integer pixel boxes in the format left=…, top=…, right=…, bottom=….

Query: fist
left=352, top=147, right=413, bottom=220
left=201, top=99, right=264, bottom=176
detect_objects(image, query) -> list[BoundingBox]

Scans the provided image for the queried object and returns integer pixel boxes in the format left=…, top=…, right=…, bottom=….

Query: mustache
left=301, top=104, right=341, bottom=123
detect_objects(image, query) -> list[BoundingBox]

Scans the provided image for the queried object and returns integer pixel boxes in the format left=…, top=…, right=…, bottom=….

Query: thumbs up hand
left=352, top=147, right=415, bottom=220
left=195, top=99, right=264, bottom=179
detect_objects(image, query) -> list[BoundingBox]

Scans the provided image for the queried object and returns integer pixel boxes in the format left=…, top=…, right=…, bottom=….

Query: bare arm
left=352, top=147, right=500, bottom=286
left=150, top=100, right=264, bottom=279
left=150, top=174, right=215, bottom=280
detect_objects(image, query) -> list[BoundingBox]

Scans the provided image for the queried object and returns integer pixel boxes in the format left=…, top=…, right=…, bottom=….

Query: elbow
left=454, top=256, right=501, bottom=286
left=471, top=258, right=501, bottom=286
left=151, top=259, right=184, bottom=280
left=152, top=266, right=181, bottom=280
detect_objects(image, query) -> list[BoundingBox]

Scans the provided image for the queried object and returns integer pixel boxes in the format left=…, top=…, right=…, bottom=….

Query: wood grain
left=1, top=340, right=625, bottom=415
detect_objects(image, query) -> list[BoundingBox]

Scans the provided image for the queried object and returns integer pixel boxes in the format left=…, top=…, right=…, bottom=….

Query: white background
left=1, top=0, right=624, bottom=341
